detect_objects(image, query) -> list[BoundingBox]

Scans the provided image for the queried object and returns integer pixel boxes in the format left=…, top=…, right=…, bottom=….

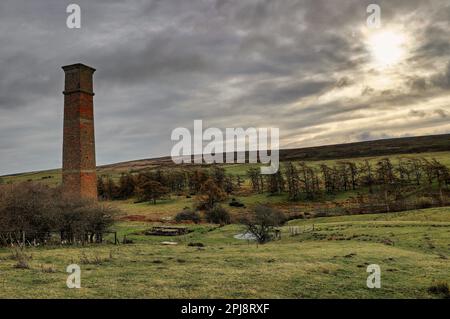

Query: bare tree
left=285, top=162, right=301, bottom=200
left=240, top=205, right=285, bottom=244
left=247, top=168, right=262, bottom=193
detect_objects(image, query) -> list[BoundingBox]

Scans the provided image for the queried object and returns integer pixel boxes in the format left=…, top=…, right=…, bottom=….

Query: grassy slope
left=223, top=151, right=450, bottom=176
left=3, top=150, right=449, bottom=184
left=111, top=193, right=294, bottom=221
left=0, top=207, right=448, bottom=298
left=2, top=132, right=450, bottom=183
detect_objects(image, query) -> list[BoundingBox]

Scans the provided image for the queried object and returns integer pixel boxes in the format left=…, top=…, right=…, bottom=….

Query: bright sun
left=367, top=31, right=406, bottom=67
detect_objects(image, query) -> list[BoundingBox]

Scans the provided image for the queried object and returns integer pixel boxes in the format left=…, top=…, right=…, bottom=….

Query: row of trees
left=98, top=166, right=236, bottom=205
left=247, top=157, right=450, bottom=201
left=96, top=157, right=449, bottom=216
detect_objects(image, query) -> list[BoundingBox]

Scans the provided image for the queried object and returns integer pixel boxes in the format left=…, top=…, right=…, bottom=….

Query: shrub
left=0, top=182, right=118, bottom=245
left=205, top=205, right=231, bottom=225
left=288, top=212, right=305, bottom=220
left=314, top=211, right=329, bottom=218
left=10, top=248, right=32, bottom=269
left=40, top=264, right=57, bottom=273
left=9, top=247, right=32, bottom=261
left=14, top=259, right=30, bottom=269
left=79, top=251, right=113, bottom=265
left=428, top=281, right=450, bottom=298
left=175, top=208, right=201, bottom=224
left=122, top=236, right=134, bottom=244
left=229, top=198, right=245, bottom=207
left=416, top=197, right=433, bottom=209
left=188, top=242, right=205, bottom=247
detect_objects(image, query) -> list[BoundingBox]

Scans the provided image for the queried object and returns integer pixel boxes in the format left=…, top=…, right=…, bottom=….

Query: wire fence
left=0, top=230, right=118, bottom=247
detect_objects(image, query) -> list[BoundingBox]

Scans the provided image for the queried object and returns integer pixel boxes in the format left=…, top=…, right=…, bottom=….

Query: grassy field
left=1, top=139, right=449, bottom=299
left=111, top=193, right=296, bottom=221
left=0, top=207, right=448, bottom=298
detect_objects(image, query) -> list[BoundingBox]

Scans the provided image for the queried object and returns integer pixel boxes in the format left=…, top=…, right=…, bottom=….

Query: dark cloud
left=431, top=62, right=450, bottom=89
left=434, top=109, right=448, bottom=118
left=405, top=61, right=450, bottom=91
left=336, top=77, right=353, bottom=88
left=233, top=79, right=334, bottom=108
left=409, top=109, right=427, bottom=118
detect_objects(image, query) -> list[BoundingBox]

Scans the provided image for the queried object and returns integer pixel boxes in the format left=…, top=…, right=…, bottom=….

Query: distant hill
left=100, top=133, right=450, bottom=172
left=2, top=133, right=449, bottom=178
left=278, top=133, right=450, bottom=161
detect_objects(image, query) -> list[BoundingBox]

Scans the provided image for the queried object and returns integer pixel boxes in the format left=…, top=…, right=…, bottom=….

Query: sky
left=0, top=0, right=449, bottom=175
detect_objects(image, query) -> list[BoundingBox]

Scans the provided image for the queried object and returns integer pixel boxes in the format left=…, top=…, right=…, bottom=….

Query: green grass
left=1, top=150, right=449, bottom=298
left=315, top=151, right=450, bottom=173
left=1, top=169, right=61, bottom=186
left=288, top=207, right=450, bottom=224
left=110, top=192, right=296, bottom=221
left=0, top=207, right=449, bottom=298
left=111, top=196, right=195, bottom=221
left=287, top=207, right=450, bottom=257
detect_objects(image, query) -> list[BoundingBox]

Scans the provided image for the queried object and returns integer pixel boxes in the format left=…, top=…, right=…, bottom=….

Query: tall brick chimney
left=62, top=63, right=97, bottom=201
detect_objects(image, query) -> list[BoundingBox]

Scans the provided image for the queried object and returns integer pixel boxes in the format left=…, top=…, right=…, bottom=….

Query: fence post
left=114, top=232, right=117, bottom=245
left=22, top=231, right=26, bottom=247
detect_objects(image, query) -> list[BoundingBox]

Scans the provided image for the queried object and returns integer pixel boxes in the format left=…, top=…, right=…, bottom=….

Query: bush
left=416, top=197, right=433, bottom=209
left=79, top=251, right=113, bottom=265
left=428, top=281, right=450, bottom=298
left=0, top=182, right=118, bottom=245
left=54, top=199, right=117, bottom=243
left=40, top=264, right=57, bottom=273
left=188, top=242, right=205, bottom=247
left=10, top=248, right=32, bottom=269
left=175, top=208, right=201, bottom=224
left=229, top=198, right=245, bottom=208
left=122, top=236, right=134, bottom=244
left=205, top=205, right=231, bottom=225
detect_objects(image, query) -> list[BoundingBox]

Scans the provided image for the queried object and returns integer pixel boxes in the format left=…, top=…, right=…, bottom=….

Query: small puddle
left=234, top=232, right=257, bottom=240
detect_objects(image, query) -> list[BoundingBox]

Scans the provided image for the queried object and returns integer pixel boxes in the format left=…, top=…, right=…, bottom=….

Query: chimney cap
left=62, top=63, right=96, bottom=72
